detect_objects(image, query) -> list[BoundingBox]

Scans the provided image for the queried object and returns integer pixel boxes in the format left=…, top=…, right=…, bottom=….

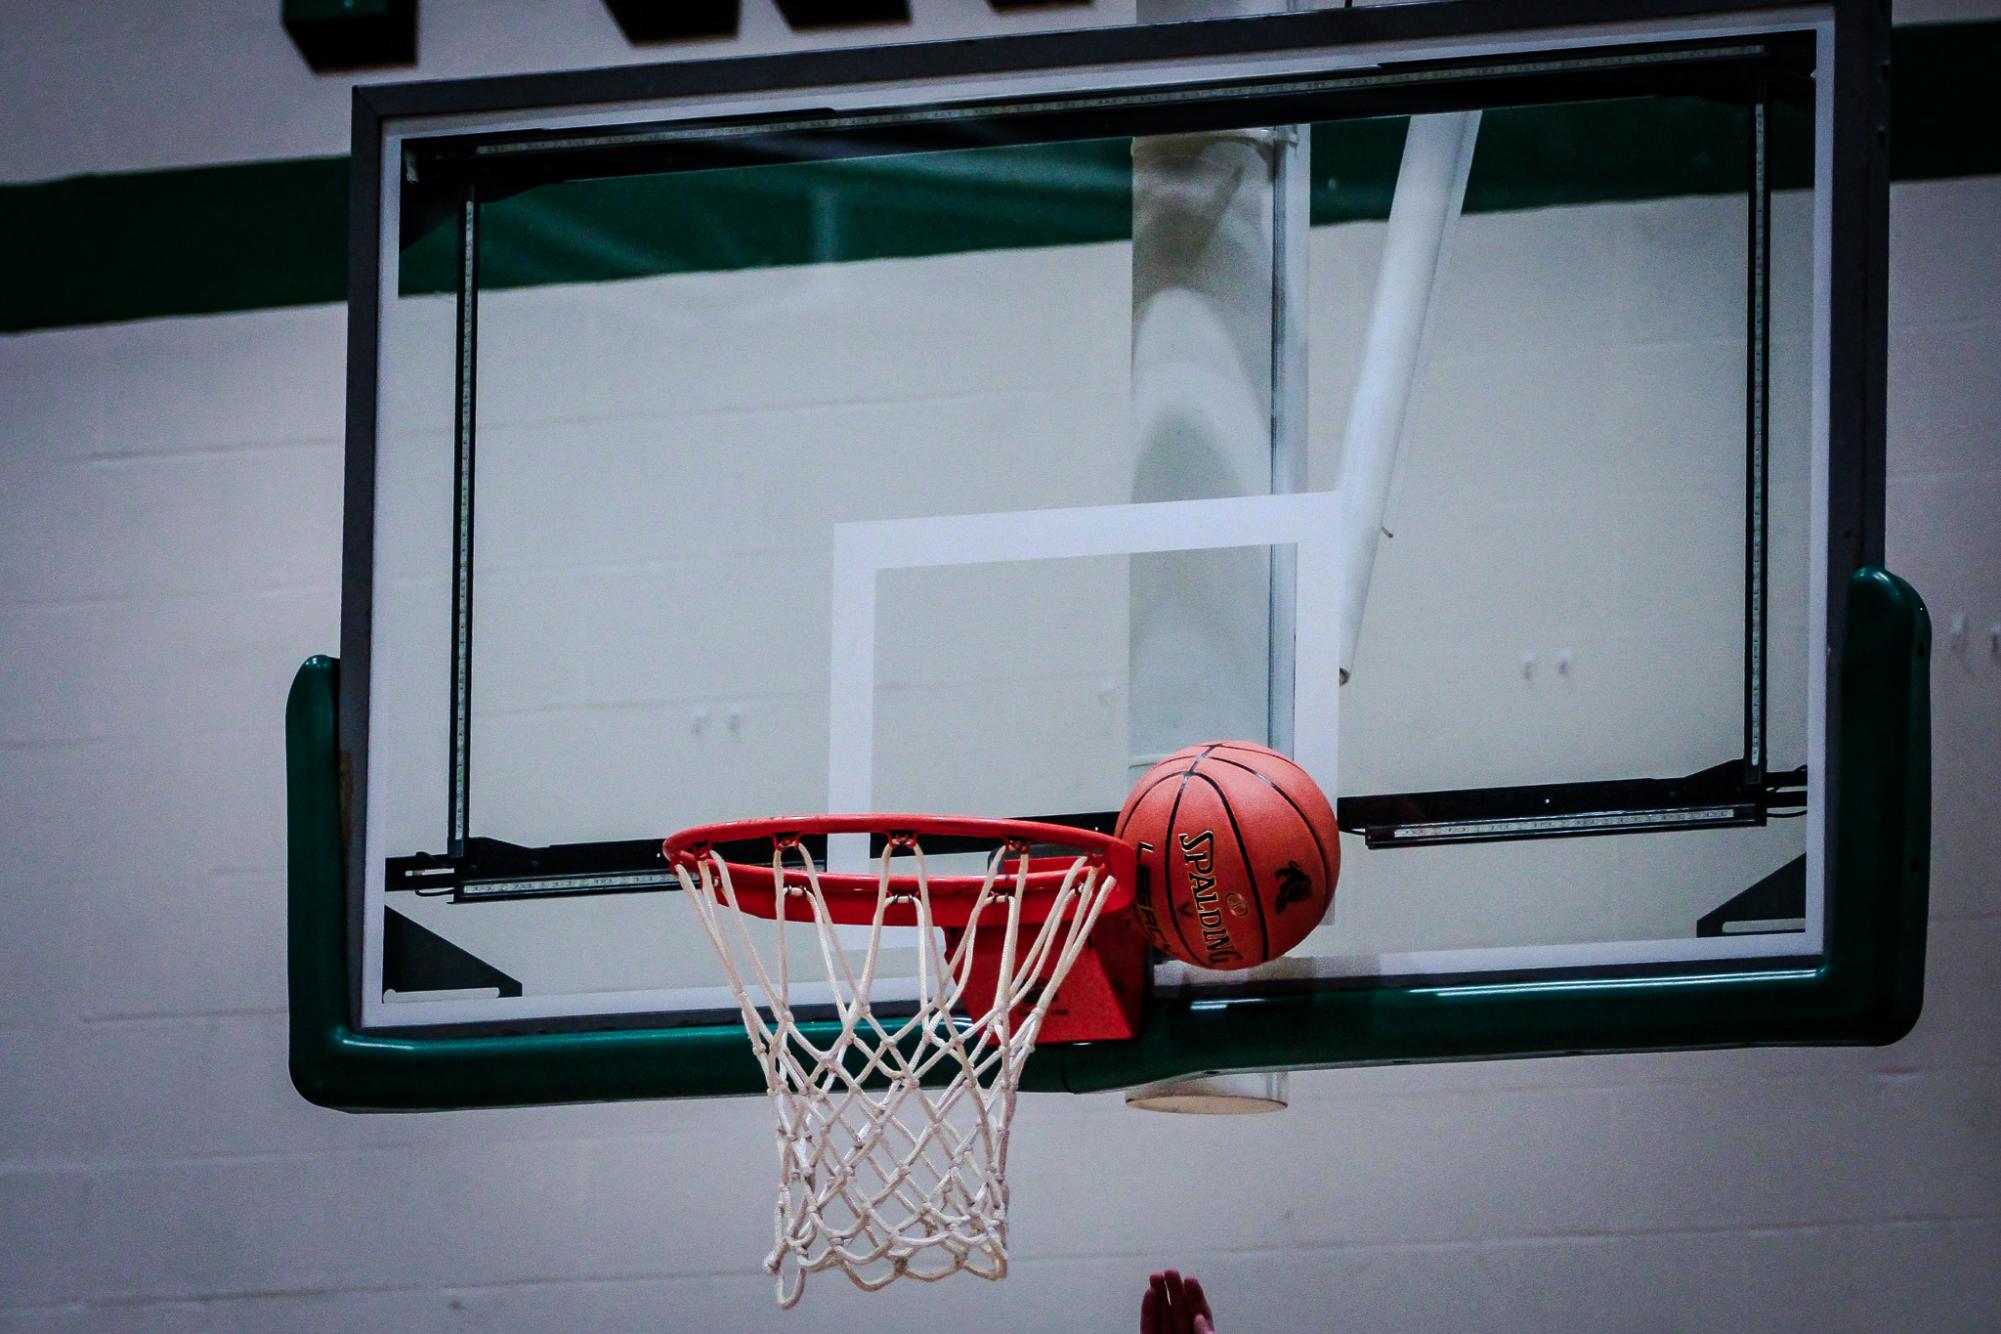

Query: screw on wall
left=1946, top=612, right=1968, bottom=657
left=1556, top=648, right=1574, bottom=680
left=1521, top=652, right=1537, bottom=681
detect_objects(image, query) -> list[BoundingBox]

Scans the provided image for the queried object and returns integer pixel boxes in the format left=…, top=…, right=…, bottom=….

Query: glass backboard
left=288, top=0, right=1926, bottom=1108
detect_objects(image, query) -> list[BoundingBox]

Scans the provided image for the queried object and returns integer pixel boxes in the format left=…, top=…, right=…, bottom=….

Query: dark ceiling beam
left=283, top=0, right=417, bottom=73
left=602, top=0, right=743, bottom=43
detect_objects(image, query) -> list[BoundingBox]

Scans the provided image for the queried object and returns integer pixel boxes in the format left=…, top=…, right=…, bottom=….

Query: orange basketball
left=1114, top=741, right=1338, bottom=970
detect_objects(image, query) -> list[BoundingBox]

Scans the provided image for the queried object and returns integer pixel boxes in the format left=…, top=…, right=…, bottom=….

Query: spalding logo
left=1274, top=861, right=1314, bottom=913
left=1176, top=830, right=1242, bottom=966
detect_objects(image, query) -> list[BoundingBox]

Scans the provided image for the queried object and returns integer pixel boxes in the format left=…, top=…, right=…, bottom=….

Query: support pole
left=1333, top=111, right=1482, bottom=679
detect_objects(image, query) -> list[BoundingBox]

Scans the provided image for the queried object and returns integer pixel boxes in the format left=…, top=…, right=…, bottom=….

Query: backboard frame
left=292, top=0, right=1927, bottom=1111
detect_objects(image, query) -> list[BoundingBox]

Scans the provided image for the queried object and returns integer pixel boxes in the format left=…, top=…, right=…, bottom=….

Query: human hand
left=1141, top=1268, right=1214, bottom=1334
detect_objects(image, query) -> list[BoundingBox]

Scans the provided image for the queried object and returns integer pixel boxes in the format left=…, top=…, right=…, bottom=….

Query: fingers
left=1144, top=1268, right=1212, bottom=1334
left=1145, top=1273, right=1169, bottom=1334
left=1185, top=1275, right=1212, bottom=1321
left=1164, top=1270, right=1191, bottom=1334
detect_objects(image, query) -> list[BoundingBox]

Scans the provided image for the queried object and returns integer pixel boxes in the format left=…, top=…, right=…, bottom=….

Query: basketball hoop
left=664, top=815, right=1138, bottom=1307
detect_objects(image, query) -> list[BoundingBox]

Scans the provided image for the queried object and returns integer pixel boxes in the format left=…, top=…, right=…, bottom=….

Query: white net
left=671, top=830, right=1121, bottom=1307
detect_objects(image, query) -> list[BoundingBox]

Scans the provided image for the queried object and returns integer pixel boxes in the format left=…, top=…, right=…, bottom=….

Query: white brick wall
left=3, top=4, right=1998, bottom=1331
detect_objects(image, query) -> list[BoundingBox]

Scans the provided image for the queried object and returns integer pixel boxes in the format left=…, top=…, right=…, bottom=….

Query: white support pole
left=1334, top=111, right=1482, bottom=680
left=1127, top=0, right=1317, bottom=777
left=1128, top=126, right=1292, bottom=776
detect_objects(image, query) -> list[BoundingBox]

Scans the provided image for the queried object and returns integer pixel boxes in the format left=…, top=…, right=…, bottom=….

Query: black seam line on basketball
left=1207, top=741, right=1320, bottom=794
left=1203, top=753, right=1335, bottom=898
left=1157, top=768, right=1206, bottom=964
left=1185, top=770, right=1270, bottom=963
left=1114, top=764, right=1195, bottom=837
left=1208, top=740, right=1284, bottom=759
left=1210, top=741, right=1312, bottom=780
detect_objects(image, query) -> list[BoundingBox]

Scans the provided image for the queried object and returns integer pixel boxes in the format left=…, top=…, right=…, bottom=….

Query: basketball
left=1114, top=741, right=1339, bottom=970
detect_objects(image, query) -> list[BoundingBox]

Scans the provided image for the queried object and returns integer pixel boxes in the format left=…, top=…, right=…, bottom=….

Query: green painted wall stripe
left=2, top=158, right=350, bottom=334
left=4, top=20, right=1996, bottom=334
left=398, top=95, right=1794, bottom=297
